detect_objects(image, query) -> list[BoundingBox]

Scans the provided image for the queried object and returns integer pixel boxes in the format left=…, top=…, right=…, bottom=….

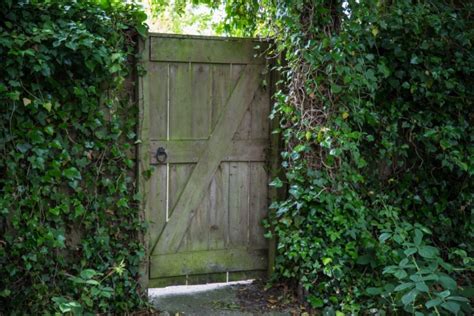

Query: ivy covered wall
left=0, top=0, right=147, bottom=313
left=261, top=1, right=474, bottom=314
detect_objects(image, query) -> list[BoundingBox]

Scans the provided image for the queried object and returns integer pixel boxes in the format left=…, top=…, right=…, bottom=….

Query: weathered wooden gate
left=139, top=34, right=273, bottom=287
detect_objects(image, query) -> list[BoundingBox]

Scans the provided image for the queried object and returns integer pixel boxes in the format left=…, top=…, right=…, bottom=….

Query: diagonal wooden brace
left=152, top=64, right=263, bottom=255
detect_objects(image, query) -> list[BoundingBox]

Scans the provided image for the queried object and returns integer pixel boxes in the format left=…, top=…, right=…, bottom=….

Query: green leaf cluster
left=0, top=0, right=147, bottom=313
left=256, top=0, right=473, bottom=314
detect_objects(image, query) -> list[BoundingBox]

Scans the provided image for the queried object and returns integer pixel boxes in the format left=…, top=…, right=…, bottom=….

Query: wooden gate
left=139, top=34, right=273, bottom=287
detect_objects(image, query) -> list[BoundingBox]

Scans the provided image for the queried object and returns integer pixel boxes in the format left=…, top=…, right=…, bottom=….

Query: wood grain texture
left=148, top=63, right=168, bottom=140
left=150, top=36, right=267, bottom=64
left=251, top=77, right=271, bottom=139
left=211, top=64, right=231, bottom=130
left=232, top=65, right=251, bottom=141
left=249, top=163, right=269, bottom=249
left=190, top=63, right=211, bottom=138
left=150, top=248, right=268, bottom=278
left=168, top=164, right=194, bottom=219
left=152, top=65, right=261, bottom=255
left=208, top=163, right=229, bottom=250
left=149, top=139, right=268, bottom=164
left=143, top=35, right=274, bottom=285
left=228, top=162, right=250, bottom=248
left=169, top=63, right=192, bottom=140
left=148, top=165, right=167, bottom=251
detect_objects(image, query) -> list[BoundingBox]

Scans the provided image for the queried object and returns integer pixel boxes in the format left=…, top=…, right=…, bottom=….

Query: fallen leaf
left=23, top=98, right=31, bottom=106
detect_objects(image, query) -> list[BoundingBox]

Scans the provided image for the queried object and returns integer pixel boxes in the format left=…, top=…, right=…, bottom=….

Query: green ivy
left=0, top=0, right=147, bottom=313
left=262, top=0, right=474, bottom=313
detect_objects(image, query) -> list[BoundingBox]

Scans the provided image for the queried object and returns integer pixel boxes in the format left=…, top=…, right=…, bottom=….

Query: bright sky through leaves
left=144, top=0, right=225, bottom=35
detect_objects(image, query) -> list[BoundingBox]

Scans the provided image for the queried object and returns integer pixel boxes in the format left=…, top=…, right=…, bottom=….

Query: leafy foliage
left=0, top=0, right=147, bottom=313
left=261, top=0, right=474, bottom=313
left=206, top=0, right=474, bottom=313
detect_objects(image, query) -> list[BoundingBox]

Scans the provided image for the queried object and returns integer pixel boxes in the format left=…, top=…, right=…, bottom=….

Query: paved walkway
left=148, top=281, right=292, bottom=316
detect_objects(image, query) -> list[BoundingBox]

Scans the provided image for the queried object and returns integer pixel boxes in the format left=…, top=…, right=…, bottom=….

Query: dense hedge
left=0, top=0, right=147, bottom=313
left=259, top=0, right=474, bottom=314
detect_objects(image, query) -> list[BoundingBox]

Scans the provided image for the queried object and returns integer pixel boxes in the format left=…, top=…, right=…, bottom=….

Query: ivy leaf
left=394, top=282, right=415, bottom=292
left=439, top=275, right=457, bottom=290
left=418, top=246, right=439, bottom=258
left=440, top=301, right=460, bottom=314
left=269, top=177, right=283, bottom=188
left=16, top=143, right=31, bottom=153
left=447, top=296, right=470, bottom=303
left=63, top=167, right=82, bottom=180
left=366, top=287, right=383, bottom=295
left=394, top=269, right=408, bottom=279
left=404, top=247, right=417, bottom=256
left=308, top=295, right=324, bottom=308
left=331, top=84, right=342, bottom=94
left=425, top=297, right=443, bottom=309
left=43, top=102, right=52, bottom=112
left=401, top=289, right=418, bottom=305
left=410, top=55, right=421, bottom=64
left=0, top=289, right=11, bottom=297
left=49, top=207, right=61, bottom=216
left=293, top=144, right=306, bottom=152
left=371, top=27, right=379, bottom=37
left=415, top=282, right=429, bottom=293
left=437, top=290, right=451, bottom=298
left=379, top=232, right=391, bottom=243
left=413, top=229, right=423, bottom=246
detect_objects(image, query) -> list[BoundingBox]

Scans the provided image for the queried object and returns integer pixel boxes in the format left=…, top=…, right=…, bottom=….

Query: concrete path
left=148, top=281, right=292, bottom=316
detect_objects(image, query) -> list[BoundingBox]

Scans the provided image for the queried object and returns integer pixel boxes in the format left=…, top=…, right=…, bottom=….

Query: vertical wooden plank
left=249, top=162, right=269, bottom=249
left=234, top=108, right=252, bottom=140
left=168, top=164, right=195, bottom=216
left=183, top=184, right=210, bottom=252
left=211, top=64, right=230, bottom=130
left=154, top=163, right=194, bottom=255
left=180, top=63, right=212, bottom=252
left=250, top=76, right=271, bottom=140
left=191, top=63, right=211, bottom=139
left=148, top=62, right=168, bottom=140
left=208, top=163, right=229, bottom=250
left=169, top=63, right=192, bottom=140
left=231, top=64, right=251, bottom=140
left=230, top=64, right=245, bottom=91
left=148, top=165, right=167, bottom=249
left=228, top=162, right=250, bottom=247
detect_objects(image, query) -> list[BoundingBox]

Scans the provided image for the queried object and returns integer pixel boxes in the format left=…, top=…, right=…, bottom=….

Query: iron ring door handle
left=155, top=147, right=167, bottom=164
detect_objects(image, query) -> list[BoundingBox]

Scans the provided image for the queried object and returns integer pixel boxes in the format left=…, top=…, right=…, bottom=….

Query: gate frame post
left=267, top=58, right=284, bottom=277
left=137, top=36, right=151, bottom=291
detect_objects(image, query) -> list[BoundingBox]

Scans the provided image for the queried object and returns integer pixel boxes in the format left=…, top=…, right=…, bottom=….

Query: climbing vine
left=263, top=0, right=474, bottom=314
left=0, top=0, right=147, bottom=313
